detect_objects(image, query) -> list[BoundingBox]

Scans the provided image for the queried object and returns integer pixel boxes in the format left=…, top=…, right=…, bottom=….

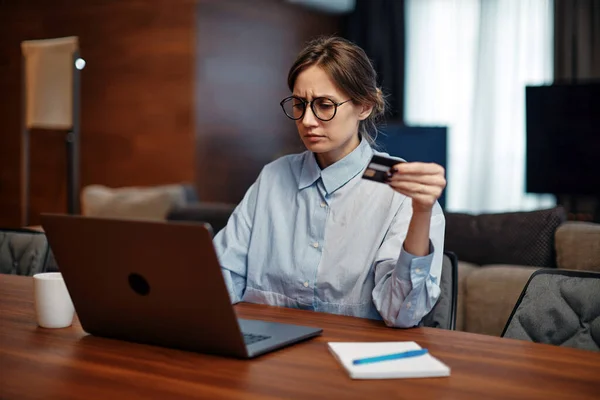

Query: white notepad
left=328, top=341, right=451, bottom=379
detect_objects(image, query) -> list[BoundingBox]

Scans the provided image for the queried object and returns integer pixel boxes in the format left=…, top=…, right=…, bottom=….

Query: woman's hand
left=385, top=162, right=446, bottom=213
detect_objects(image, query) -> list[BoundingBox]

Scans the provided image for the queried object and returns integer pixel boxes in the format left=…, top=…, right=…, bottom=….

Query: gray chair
left=419, top=251, right=458, bottom=330
left=501, top=269, right=600, bottom=351
left=167, top=205, right=459, bottom=331
left=0, top=228, right=57, bottom=276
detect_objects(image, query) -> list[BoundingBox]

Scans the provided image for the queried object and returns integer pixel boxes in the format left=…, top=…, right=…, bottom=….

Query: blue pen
left=352, top=349, right=429, bottom=365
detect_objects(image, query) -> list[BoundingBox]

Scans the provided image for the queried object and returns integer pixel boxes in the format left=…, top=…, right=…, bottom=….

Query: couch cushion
left=445, top=207, right=566, bottom=268
left=457, top=261, right=478, bottom=331
left=555, top=222, right=600, bottom=273
left=82, top=184, right=192, bottom=221
left=464, top=265, right=539, bottom=336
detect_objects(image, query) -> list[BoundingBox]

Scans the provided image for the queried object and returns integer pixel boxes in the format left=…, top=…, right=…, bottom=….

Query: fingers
left=387, top=180, right=443, bottom=198
left=387, top=181, right=443, bottom=209
left=393, top=162, right=445, bottom=176
left=385, top=162, right=446, bottom=188
left=384, top=162, right=447, bottom=211
left=386, top=173, right=447, bottom=187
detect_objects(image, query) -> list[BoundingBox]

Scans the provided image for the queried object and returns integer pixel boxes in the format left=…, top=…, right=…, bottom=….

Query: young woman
left=213, top=36, right=446, bottom=328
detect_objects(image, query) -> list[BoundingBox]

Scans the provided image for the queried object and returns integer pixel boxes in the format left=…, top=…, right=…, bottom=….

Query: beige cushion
left=456, top=261, right=479, bottom=331
left=464, top=265, right=539, bottom=336
left=555, top=222, right=600, bottom=272
left=81, top=184, right=187, bottom=221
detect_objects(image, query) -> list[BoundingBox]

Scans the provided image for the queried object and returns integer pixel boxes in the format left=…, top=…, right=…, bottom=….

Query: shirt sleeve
left=212, top=172, right=261, bottom=304
left=371, top=199, right=445, bottom=328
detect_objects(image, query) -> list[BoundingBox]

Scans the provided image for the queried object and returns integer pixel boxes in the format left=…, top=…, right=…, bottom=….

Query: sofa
left=445, top=208, right=600, bottom=336
left=74, top=193, right=600, bottom=338
left=80, top=183, right=198, bottom=221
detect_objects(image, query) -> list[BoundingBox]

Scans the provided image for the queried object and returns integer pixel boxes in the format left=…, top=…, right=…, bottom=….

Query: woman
left=213, top=36, right=446, bottom=328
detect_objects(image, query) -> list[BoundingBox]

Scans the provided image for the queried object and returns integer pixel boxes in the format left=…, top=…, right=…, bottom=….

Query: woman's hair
left=287, top=36, right=386, bottom=146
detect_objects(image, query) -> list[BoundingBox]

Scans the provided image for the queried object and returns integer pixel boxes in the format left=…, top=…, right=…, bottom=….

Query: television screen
left=526, top=82, right=600, bottom=195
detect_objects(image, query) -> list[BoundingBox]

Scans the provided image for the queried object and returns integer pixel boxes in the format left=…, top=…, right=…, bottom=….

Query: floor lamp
left=20, top=36, right=84, bottom=226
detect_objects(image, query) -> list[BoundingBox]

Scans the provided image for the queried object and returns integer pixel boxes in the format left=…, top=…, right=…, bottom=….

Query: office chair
left=166, top=206, right=460, bottom=330
left=0, top=229, right=55, bottom=276
left=167, top=202, right=237, bottom=236
left=420, top=251, right=458, bottom=330
left=501, top=269, right=600, bottom=351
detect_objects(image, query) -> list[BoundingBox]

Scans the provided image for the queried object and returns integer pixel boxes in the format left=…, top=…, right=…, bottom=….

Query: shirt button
left=303, top=281, right=309, bottom=287
left=312, top=242, right=319, bottom=248
left=320, top=202, right=327, bottom=208
left=406, top=302, right=412, bottom=309
left=415, top=268, right=422, bottom=273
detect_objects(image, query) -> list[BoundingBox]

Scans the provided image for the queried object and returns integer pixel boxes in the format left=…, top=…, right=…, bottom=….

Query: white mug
left=33, top=272, right=75, bottom=329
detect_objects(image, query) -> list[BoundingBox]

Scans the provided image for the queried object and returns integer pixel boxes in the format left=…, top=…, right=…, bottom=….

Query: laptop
left=40, top=214, right=323, bottom=358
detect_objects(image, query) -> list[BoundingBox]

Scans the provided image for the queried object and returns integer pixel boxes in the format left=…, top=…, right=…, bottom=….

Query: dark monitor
left=526, top=82, right=600, bottom=195
left=376, top=125, right=448, bottom=208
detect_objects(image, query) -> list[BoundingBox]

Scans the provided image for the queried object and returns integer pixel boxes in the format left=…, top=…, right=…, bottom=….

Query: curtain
left=554, top=0, right=600, bottom=81
left=344, top=0, right=406, bottom=121
left=404, top=0, right=556, bottom=214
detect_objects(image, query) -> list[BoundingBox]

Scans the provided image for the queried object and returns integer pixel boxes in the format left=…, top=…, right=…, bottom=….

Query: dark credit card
left=362, top=155, right=405, bottom=183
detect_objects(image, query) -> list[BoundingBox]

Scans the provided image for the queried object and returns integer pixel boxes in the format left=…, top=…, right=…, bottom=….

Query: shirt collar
left=298, top=138, right=373, bottom=195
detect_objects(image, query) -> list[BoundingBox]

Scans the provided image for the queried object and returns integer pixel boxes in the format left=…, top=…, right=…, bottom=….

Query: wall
left=0, top=0, right=342, bottom=227
left=0, top=0, right=196, bottom=227
left=194, top=0, right=342, bottom=203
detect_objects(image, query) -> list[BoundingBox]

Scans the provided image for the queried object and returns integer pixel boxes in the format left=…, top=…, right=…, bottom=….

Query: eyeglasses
left=280, top=96, right=352, bottom=122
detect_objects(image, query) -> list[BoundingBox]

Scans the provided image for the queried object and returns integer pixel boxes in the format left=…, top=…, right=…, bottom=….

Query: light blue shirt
left=213, top=138, right=445, bottom=328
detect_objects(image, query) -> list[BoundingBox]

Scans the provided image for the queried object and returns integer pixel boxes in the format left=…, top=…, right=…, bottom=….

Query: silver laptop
left=41, top=214, right=322, bottom=358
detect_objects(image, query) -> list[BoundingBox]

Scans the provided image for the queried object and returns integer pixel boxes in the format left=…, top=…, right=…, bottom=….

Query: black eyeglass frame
left=279, top=96, right=353, bottom=122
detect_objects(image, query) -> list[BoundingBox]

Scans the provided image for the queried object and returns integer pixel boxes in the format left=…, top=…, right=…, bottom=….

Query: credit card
left=362, top=154, right=405, bottom=183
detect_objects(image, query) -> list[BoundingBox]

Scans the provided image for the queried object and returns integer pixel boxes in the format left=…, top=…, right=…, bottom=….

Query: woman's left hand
left=385, top=162, right=447, bottom=213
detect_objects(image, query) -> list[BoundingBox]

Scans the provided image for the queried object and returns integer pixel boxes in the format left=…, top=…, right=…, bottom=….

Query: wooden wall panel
left=0, top=0, right=342, bottom=228
left=0, top=0, right=196, bottom=227
left=195, top=0, right=342, bottom=203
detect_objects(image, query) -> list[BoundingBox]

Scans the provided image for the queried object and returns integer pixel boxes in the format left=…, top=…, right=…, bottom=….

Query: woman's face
left=293, top=65, right=372, bottom=168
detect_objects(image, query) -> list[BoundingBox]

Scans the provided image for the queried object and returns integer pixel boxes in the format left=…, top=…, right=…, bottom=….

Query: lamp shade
left=21, top=36, right=79, bottom=129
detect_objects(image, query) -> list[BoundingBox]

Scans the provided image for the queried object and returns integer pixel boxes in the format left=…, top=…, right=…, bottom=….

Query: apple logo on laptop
left=128, top=273, right=150, bottom=296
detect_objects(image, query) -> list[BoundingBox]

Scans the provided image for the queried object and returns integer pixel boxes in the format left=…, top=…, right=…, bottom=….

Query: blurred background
left=0, top=0, right=599, bottom=228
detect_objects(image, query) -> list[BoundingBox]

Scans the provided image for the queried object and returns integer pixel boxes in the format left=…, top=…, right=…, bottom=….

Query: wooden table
left=1, top=275, right=599, bottom=399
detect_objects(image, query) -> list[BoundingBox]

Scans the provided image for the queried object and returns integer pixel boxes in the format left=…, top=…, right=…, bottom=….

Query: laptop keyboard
left=243, top=332, right=271, bottom=345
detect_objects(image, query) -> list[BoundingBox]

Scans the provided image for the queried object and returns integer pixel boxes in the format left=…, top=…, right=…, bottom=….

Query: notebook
left=328, top=341, right=450, bottom=379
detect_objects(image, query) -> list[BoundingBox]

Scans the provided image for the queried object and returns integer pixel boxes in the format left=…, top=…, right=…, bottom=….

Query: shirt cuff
left=395, top=240, right=435, bottom=283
